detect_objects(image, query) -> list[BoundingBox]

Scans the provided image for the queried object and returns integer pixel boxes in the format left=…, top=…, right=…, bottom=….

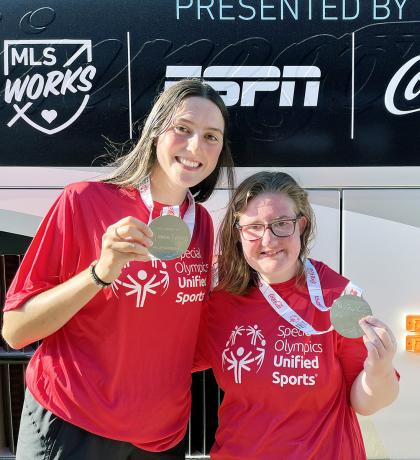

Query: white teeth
left=178, top=157, right=200, bottom=168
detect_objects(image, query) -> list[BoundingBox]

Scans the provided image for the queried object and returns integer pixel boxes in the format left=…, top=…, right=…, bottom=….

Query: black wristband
left=90, top=262, right=112, bottom=288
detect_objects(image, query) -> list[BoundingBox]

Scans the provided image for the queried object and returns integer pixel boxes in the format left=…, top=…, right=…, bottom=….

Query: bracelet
left=89, top=261, right=112, bottom=288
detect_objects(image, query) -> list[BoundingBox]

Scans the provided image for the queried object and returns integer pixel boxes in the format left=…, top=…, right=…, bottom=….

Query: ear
left=298, top=216, right=307, bottom=235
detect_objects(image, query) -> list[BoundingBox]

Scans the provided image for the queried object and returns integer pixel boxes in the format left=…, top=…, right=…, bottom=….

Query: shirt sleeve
left=4, top=187, right=79, bottom=312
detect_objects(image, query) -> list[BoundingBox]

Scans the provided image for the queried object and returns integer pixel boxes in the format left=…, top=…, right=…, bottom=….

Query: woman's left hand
left=359, top=316, right=397, bottom=379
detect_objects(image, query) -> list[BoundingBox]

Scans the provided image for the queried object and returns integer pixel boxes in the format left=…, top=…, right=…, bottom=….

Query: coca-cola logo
left=307, top=268, right=317, bottom=285
left=385, top=55, right=420, bottom=116
left=268, top=293, right=283, bottom=308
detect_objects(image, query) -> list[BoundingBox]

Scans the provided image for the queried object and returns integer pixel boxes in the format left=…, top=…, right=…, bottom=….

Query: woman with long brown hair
left=196, top=171, right=399, bottom=459
left=3, top=79, right=234, bottom=460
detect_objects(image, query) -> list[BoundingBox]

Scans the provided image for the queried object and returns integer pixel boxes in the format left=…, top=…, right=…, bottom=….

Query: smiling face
left=237, top=192, right=307, bottom=284
left=151, top=96, right=225, bottom=203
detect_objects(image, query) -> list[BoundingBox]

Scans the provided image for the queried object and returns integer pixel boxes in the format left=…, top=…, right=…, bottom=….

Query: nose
left=261, top=225, right=277, bottom=245
left=187, top=133, right=202, bottom=155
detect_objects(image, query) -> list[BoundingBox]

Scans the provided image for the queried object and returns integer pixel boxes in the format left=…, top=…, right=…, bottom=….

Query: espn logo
left=165, top=65, right=320, bottom=107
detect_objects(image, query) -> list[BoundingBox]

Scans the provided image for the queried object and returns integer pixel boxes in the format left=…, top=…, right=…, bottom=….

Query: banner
left=0, top=1, right=419, bottom=166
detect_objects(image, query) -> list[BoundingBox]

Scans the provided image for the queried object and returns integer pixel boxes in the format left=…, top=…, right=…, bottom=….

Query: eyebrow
left=272, top=215, right=296, bottom=220
left=240, top=216, right=295, bottom=224
left=175, top=117, right=224, bottom=135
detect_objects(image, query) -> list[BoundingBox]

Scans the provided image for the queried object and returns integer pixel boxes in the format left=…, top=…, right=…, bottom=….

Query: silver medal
left=330, top=295, right=372, bottom=338
left=149, top=215, right=191, bottom=260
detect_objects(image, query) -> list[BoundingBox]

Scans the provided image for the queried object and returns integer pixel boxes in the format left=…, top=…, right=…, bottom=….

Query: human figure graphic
left=112, top=260, right=169, bottom=308
left=222, top=324, right=267, bottom=383
left=223, top=347, right=256, bottom=384
left=229, top=325, right=245, bottom=346
left=247, top=325, right=264, bottom=346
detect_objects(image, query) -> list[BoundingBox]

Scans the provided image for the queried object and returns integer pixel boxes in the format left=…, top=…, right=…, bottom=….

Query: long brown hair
left=103, top=79, right=234, bottom=202
left=216, top=171, right=316, bottom=295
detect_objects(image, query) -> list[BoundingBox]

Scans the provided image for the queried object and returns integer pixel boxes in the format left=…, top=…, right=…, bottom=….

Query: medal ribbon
left=139, top=177, right=196, bottom=236
left=305, top=259, right=328, bottom=311
left=258, top=259, right=332, bottom=335
left=342, top=281, right=363, bottom=298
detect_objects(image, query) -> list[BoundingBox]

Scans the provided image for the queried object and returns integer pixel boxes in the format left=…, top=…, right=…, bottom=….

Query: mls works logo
left=222, top=325, right=266, bottom=384
left=3, top=39, right=97, bottom=135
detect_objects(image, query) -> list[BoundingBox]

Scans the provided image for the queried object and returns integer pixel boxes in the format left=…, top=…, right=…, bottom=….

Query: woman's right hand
left=94, top=216, right=154, bottom=283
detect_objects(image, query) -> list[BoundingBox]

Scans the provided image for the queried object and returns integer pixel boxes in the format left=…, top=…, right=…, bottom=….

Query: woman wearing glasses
left=196, top=171, right=399, bottom=460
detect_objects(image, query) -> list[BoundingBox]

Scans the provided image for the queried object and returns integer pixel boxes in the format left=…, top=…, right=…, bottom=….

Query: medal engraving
left=149, top=215, right=191, bottom=260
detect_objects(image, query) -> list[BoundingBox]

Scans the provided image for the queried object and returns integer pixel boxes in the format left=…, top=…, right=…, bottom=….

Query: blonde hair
left=103, top=79, right=234, bottom=202
left=216, top=171, right=316, bottom=295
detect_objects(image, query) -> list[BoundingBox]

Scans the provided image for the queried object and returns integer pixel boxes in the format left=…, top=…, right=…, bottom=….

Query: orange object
left=406, top=335, right=420, bottom=353
left=406, top=315, right=420, bottom=332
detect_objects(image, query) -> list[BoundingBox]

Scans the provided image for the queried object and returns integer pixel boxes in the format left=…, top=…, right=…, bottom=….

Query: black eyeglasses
left=236, top=217, right=301, bottom=241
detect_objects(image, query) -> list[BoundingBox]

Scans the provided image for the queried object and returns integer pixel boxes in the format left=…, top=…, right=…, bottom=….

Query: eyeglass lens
left=241, top=220, right=297, bottom=240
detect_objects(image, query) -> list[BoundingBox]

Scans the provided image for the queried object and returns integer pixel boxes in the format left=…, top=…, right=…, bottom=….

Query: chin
left=182, top=175, right=206, bottom=189
left=263, top=262, right=296, bottom=280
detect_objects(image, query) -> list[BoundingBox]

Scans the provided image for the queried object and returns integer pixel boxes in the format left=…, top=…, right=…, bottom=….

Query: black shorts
left=16, top=389, right=186, bottom=460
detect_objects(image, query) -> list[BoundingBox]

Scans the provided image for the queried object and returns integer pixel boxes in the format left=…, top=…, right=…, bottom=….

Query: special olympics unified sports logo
left=111, top=260, right=170, bottom=309
left=222, top=325, right=266, bottom=384
left=3, top=39, right=96, bottom=135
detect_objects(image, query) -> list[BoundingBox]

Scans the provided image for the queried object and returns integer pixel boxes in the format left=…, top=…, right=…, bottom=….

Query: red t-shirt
left=196, top=260, right=367, bottom=460
left=4, top=181, right=214, bottom=451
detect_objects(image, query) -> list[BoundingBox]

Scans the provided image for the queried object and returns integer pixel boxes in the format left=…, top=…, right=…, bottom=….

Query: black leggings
left=16, top=389, right=186, bottom=460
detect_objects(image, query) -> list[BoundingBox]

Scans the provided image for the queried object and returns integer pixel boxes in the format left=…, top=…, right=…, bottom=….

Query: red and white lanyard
left=139, top=177, right=196, bottom=234
left=258, top=259, right=332, bottom=335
